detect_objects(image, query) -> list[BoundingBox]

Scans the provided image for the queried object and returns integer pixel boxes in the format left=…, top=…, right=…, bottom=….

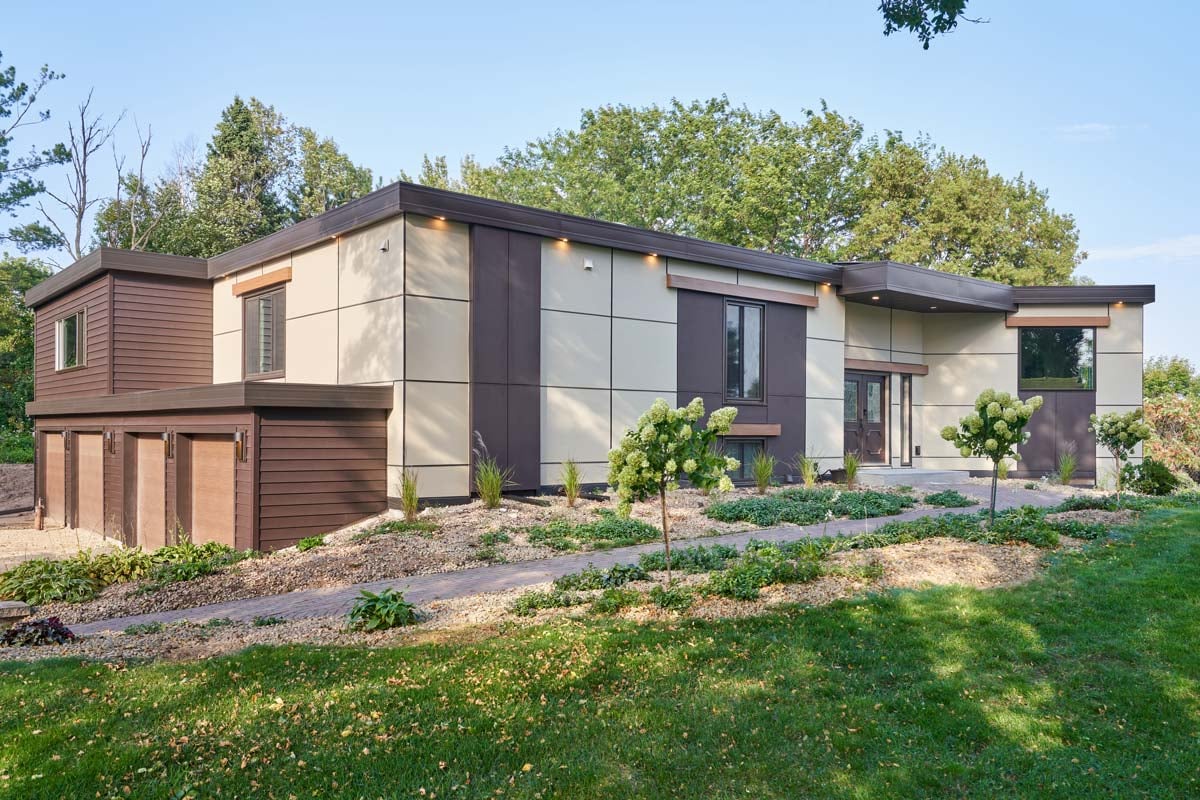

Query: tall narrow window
left=725, top=301, right=764, bottom=401
left=900, top=374, right=913, bottom=466
left=244, top=288, right=285, bottom=379
left=55, top=311, right=85, bottom=370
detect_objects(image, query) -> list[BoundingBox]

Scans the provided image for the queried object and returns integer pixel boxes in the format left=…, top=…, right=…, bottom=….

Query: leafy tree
left=941, top=390, right=1043, bottom=523
left=412, top=98, right=1083, bottom=285
left=847, top=134, right=1082, bottom=284
left=286, top=127, right=374, bottom=221
left=879, top=0, right=983, bottom=49
left=607, top=398, right=738, bottom=583
left=0, top=53, right=69, bottom=251
left=1090, top=410, right=1154, bottom=505
left=0, top=254, right=51, bottom=450
left=1144, top=395, right=1200, bottom=481
left=1143, top=356, right=1199, bottom=399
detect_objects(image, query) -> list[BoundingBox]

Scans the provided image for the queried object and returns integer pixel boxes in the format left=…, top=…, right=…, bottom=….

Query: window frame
left=723, top=298, right=766, bottom=404
left=1017, top=326, right=1096, bottom=392
left=242, top=287, right=286, bottom=381
left=54, top=309, right=86, bottom=372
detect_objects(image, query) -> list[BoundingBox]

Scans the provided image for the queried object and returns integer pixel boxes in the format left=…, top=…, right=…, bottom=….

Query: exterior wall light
left=583, top=258, right=594, bottom=271
left=871, top=295, right=881, bottom=301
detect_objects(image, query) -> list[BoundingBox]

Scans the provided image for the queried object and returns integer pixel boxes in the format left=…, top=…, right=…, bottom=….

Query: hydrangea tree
left=941, top=389, right=1043, bottom=524
left=608, top=397, right=738, bottom=582
left=1090, top=409, right=1154, bottom=505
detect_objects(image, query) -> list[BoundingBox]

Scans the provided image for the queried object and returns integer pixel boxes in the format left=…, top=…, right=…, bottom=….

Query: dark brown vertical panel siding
left=677, top=289, right=807, bottom=477
left=256, top=408, right=388, bottom=550
left=469, top=226, right=541, bottom=492
left=1016, top=390, right=1096, bottom=479
left=33, top=275, right=112, bottom=400
left=111, top=272, right=213, bottom=393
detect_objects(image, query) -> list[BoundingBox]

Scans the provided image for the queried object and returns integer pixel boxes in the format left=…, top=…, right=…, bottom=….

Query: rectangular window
left=55, top=311, right=85, bottom=370
left=900, top=374, right=912, bottom=467
left=244, top=288, right=286, bottom=379
left=725, top=301, right=763, bottom=401
left=1019, top=327, right=1095, bottom=390
left=722, top=439, right=764, bottom=483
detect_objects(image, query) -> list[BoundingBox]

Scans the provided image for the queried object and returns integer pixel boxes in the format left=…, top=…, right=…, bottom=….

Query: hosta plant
left=607, top=397, right=737, bottom=582
left=348, top=588, right=418, bottom=631
left=941, top=390, right=1043, bottom=523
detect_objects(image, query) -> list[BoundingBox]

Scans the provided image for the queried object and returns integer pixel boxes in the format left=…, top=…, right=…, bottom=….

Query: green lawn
left=3, top=510, right=1199, bottom=798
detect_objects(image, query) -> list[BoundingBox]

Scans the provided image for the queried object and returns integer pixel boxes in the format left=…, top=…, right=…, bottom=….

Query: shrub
left=296, top=535, right=325, bottom=552
left=1, top=617, right=75, bottom=647
left=794, top=453, right=820, bottom=488
left=843, top=452, right=860, bottom=487
left=253, top=615, right=287, bottom=627
left=510, top=589, right=587, bottom=617
left=0, top=558, right=100, bottom=605
left=704, top=544, right=822, bottom=600
left=561, top=459, right=581, bottom=508
left=1122, top=458, right=1181, bottom=496
left=0, top=430, right=34, bottom=464
left=348, top=588, right=418, bottom=631
left=591, top=587, right=642, bottom=614
left=554, top=563, right=649, bottom=591
left=1057, top=443, right=1078, bottom=485
left=526, top=510, right=659, bottom=551
left=1023, top=481, right=1038, bottom=490
left=88, top=548, right=156, bottom=584
left=941, top=391, right=1043, bottom=523
left=752, top=451, right=776, bottom=494
left=648, top=584, right=694, bottom=611
left=123, top=622, right=165, bottom=635
left=140, top=546, right=255, bottom=592
left=399, top=468, right=421, bottom=522
left=1144, top=394, right=1200, bottom=480
left=639, top=543, right=739, bottom=573
left=923, top=489, right=977, bottom=508
left=1091, top=409, right=1154, bottom=505
left=608, top=397, right=738, bottom=581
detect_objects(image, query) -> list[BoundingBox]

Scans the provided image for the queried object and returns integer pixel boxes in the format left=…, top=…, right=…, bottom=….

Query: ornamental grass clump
left=941, top=390, right=1043, bottom=524
left=794, top=453, right=820, bottom=488
left=608, top=397, right=738, bottom=582
left=399, top=468, right=420, bottom=522
left=1090, top=409, right=1154, bottom=506
left=751, top=450, right=776, bottom=494
left=561, top=459, right=581, bottom=507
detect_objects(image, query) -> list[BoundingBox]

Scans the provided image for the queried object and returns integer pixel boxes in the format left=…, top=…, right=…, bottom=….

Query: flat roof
left=24, top=248, right=208, bottom=308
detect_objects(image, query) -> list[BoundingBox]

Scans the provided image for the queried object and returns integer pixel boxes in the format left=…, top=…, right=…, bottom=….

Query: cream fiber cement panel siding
left=613, top=251, right=675, bottom=322
left=541, top=240, right=612, bottom=315
left=404, top=381, right=470, bottom=466
left=285, top=311, right=339, bottom=384
left=339, top=216, right=405, bottom=307
left=339, top=296, right=404, bottom=384
left=406, top=215, right=470, bottom=300
left=405, top=297, right=470, bottom=383
left=287, top=242, right=338, bottom=319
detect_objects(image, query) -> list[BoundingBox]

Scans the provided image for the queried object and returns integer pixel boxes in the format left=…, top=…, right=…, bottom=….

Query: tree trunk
left=989, top=461, right=999, bottom=526
left=660, top=483, right=672, bottom=585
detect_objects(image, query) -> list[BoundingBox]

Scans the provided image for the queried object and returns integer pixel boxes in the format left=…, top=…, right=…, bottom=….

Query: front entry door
left=844, top=372, right=887, bottom=464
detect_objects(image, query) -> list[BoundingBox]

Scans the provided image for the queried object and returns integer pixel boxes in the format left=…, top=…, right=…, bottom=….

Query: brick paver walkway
left=73, top=483, right=1058, bottom=635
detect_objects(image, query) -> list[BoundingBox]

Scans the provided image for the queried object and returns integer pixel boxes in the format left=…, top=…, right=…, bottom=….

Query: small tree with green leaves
left=1090, top=410, right=1153, bottom=505
left=941, top=390, right=1043, bottom=524
left=608, top=398, right=738, bottom=583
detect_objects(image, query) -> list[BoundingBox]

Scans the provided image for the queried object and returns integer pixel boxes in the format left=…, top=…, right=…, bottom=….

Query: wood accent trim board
left=725, top=423, right=783, bottom=437
left=844, top=358, right=930, bottom=376
left=665, top=274, right=819, bottom=307
left=232, top=267, right=292, bottom=297
left=1005, top=315, right=1111, bottom=328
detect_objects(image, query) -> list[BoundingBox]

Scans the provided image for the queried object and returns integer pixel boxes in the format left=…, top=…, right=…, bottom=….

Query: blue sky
left=5, top=0, right=1197, bottom=362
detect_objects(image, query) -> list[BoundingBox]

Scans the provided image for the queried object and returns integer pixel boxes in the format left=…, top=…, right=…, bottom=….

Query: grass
left=2, top=509, right=1198, bottom=797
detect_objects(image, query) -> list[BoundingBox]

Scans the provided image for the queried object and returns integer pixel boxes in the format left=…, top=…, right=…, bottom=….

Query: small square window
left=55, top=311, right=85, bottom=371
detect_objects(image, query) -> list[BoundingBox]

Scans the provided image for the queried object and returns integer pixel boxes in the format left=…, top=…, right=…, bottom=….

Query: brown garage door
left=191, top=435, right=235, bottom=546
left=43, top=433, right=65, bottom=526
left=136, top=434, right=166, bottom=550
left=76, top=433, right=104, bottom=534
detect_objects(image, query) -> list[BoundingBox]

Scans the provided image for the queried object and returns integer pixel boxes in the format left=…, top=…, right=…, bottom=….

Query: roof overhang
left=26, top=382, right=393, bottom=418
left=208, top=181, right=843, bottom=285
left=25, top=248, right=208, bottom=308
left=837, top=261, right=1016, bottom=313
left=1012, top=285, right=1155, bottom=305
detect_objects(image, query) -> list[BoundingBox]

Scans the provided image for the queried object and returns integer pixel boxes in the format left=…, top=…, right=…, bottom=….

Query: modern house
left=24, top=182, right=1153, bottom=551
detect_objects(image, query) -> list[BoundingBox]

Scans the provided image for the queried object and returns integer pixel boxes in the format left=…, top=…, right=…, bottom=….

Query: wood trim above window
left=724, top=423, right=782, bottom=437
left=232, top=267, right=292, bottom=297
left=666, top=273, right=819, bottom=307
left=1005, top=315, right=1109, bottom=328
left=844, top=358, right=930, bottom=376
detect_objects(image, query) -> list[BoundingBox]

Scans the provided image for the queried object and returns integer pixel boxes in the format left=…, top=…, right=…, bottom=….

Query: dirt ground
left=0, top=524, right=119, bottom=572
left=0, top=535, right=1064, bottom=663
left=0, top=464, right=33, bottom=514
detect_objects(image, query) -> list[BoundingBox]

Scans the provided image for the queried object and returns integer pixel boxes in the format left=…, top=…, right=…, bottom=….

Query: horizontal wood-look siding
left=111, top=272, right=213, bottom=393
left=257, top=408, right=388, bottom=550
left=34, top=275, right=112, bottom=400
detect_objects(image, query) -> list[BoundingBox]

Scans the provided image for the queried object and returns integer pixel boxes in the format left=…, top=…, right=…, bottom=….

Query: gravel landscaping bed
left=1, top=535, right=1065, bottom=663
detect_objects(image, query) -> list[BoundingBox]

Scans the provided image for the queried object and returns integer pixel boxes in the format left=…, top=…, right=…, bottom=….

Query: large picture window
left=1020, top=327, right=1094, bottom=390
left=244, top=288, right=285, bottom=379
left=55, top=310, right=85, bottom=371
left=725, top=300, right=763, bottom=401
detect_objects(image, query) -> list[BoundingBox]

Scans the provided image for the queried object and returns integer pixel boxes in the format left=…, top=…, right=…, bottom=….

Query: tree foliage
left=941, top=390, right=1042, bottom=521
left=1143, top=356, right=1199, bottom=399
left=0, top=53, right=69, bottom=251
left=0, top=254, right=51, bottom=436
left=1144, top=395, right=1200, bottom=481
left=412, top=97, right=1083, bottom=285
left=879, top=0, right=982, bottom=49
